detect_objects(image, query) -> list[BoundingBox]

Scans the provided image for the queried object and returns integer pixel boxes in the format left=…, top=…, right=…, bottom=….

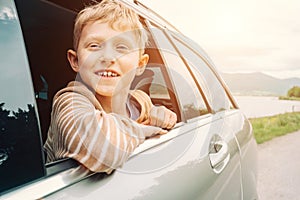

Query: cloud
left=210, top=46, right=300, bottom=73
left=0, top=6, right=17, bottom=21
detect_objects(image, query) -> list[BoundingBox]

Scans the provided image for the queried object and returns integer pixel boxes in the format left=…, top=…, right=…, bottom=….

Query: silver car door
left=152, top=26, right=243, bottom=199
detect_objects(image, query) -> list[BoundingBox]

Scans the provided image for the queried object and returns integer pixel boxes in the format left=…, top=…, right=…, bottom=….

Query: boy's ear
left=136, top=54, right=149, bottom=76
left=67, top=49, right=80, bottom=72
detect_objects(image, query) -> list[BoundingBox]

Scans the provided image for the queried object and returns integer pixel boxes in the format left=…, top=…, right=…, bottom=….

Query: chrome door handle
left=209, top=139, right=230, bottom=173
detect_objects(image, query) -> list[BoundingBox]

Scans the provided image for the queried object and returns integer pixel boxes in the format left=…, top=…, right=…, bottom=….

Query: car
left=0, top=0, right=258, bottom=199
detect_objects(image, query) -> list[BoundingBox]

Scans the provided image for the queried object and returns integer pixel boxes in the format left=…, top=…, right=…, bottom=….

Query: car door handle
left=209, top=140, right=230, bottom=173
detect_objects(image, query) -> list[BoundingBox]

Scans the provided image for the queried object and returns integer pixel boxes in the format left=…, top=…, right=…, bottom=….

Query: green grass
left=249, top=112, right=300, bottom=144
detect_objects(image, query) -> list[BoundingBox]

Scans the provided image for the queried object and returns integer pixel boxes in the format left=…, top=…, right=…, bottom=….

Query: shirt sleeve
left=46, top=91, right=161, bottom=173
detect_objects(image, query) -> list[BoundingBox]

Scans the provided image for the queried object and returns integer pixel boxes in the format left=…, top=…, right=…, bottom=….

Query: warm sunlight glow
left=140, top=0, right=300, bottom=79
left=214, top=13, right=243, bottom=36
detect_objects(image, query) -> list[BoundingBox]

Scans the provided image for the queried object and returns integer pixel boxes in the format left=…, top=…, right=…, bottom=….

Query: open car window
left=12, top=0, right=184, bottom=176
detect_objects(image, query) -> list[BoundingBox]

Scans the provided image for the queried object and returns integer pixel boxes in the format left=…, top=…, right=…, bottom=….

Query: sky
left=0, top=1, right=36, bottom=111
left=139, top=0, right=300, bottom=79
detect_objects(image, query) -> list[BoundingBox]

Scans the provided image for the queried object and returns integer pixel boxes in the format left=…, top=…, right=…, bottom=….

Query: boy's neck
left=96, top=92, right=129, bottom=117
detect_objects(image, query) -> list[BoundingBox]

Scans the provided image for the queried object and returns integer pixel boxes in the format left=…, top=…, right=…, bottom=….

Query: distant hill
left=221, top=72, right=300, bottom=96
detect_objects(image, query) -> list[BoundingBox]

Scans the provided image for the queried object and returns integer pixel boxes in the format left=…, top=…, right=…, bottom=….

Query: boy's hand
left=142, top=106, right=177, bottom=129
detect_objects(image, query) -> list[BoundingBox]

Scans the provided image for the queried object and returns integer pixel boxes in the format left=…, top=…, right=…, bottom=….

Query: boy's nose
left=99, top=56, right=116, bottom=65
left=99, top=45, right=117, bottom=65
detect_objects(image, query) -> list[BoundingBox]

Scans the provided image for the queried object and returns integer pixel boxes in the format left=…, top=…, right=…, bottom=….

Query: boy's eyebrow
left=83, top=33, right=138, bottom=46
left=83, top=35, right=105, bottom=43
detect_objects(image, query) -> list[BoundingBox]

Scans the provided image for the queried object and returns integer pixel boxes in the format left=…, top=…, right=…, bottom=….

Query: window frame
left=169, top=32, right=239, bottom=110
left=170, top=34, right=231, bottom=113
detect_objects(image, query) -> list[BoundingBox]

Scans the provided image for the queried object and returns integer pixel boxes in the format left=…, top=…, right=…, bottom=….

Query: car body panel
left=45, top=110, right=245, bottom=200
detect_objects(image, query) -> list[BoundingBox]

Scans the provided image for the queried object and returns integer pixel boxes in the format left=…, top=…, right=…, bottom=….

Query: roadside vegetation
left=279, top=96, right=300, bottom=101
left=279, top=86, right=300, bottom=101
left=249, top=112, right=300, bottom=144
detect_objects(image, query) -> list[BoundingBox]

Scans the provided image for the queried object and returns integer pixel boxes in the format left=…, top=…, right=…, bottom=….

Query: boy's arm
left=50, top=92, right=164, bottom=173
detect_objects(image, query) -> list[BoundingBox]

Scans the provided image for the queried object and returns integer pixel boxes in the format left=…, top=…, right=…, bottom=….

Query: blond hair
left=73, top=0, right=148, bottom=51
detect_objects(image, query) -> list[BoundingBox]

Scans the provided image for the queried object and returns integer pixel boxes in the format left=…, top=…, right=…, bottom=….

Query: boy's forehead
left=80, top=21, right=138, bottom=42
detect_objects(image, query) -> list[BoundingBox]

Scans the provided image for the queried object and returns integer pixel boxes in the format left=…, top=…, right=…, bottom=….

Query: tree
left=287, top=86, right=300, bottom=97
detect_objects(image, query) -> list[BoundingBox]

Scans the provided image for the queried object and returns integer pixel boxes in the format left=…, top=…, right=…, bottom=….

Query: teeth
left=98, top=71, right=118, bottom=77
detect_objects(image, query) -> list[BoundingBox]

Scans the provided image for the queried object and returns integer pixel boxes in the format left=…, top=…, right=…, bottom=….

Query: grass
left=249, top=112, right=300, bottom=144
left=278, top=96, right=300, bottom=101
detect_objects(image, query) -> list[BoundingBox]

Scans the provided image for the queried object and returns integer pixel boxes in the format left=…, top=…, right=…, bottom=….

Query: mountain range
left=220, top=72, right=300, bottom=96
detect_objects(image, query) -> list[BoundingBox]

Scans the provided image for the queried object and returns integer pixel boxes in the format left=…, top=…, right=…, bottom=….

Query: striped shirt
left=44, top=81, right=162, bottom=173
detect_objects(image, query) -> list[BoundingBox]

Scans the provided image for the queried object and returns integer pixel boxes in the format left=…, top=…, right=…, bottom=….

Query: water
left=234, top=96, right=300, bottom=118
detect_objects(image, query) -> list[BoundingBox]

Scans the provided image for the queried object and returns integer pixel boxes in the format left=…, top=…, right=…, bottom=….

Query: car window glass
left=172, top=33, right=231, bottom=112
left=0, top=0, right=45, bottom=193
left=130, top=64, right=177, bottom=113
left=148, top=67, right=170, bottom=99
left=148, top=25, right=209, bottom=121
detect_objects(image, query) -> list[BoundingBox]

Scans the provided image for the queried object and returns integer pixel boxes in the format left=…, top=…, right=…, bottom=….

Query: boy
left=44, top=0, right=177, bottom=174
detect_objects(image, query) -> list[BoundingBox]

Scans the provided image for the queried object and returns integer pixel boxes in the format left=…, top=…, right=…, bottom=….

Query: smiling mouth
left=96, top=70, right=120, bottom=77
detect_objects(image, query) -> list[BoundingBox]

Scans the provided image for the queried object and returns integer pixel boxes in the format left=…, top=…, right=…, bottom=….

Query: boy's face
left=68, top=22, right=148, bottom=97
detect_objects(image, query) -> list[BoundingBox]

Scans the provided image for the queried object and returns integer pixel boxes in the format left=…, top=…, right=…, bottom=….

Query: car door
left=148, top=25, right=244, bottom=199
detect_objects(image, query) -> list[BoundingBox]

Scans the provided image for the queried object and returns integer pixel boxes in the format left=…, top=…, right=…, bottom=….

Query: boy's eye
left=88, top=43, right=102, bottom=50
left=116, top=44, right=130, bottom=52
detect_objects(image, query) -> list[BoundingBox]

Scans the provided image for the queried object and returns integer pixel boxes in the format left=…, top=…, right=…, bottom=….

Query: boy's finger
left=166, top=112, right=177, bottom=129
left=141, top=125, right=167, bottom=138
left=161, top=112, right=170, bottom=128
left=157, top=129, right=168, bottom=135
